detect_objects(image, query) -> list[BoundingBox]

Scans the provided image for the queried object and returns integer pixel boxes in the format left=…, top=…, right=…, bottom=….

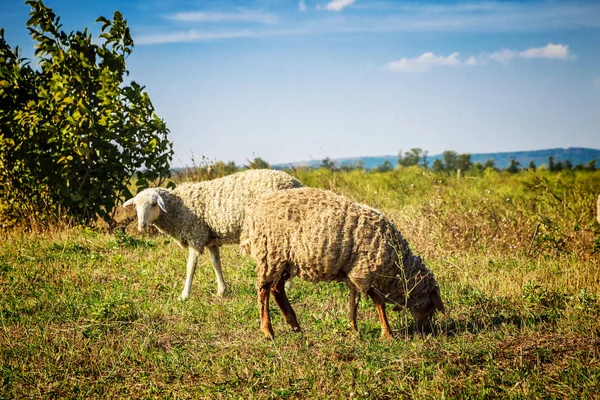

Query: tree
left=483, top=159, right=496, bottom=170
left=588, top=159, right=597, bottom=171
left=528, top=160, right=537, bottom=171
left=564, top=159, right=573, bottom=170
left=0, top=1, right=173, bottom=227
left=376, top=160, right=393, bottom=172
left=442, top=151, right=458, bottom=171
left=399, top=148, right=425, bottom=167
left=554, top=161, right=564, bottom=172
left=457, top=153, right=472, bottom=172
left=472, top=162, right=484, bottom=172
left=247, top=157, right=270, bottom=169
left=397, top=150, right=404, bottom=167
left=321, top=157, right=337, bottom=171
left=507, top=159, right=520, bottom=174
left=209, top=161, right=238, bottom=177
left=431, top=159, right=445, bottom=173
left=420, top=150, right=429, bottom=168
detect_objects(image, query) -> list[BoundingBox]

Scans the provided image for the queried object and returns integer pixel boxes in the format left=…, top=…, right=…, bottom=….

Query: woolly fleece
left=148, top=169, right=302, bottom=251
left=242, top=187, right=440, bottom=313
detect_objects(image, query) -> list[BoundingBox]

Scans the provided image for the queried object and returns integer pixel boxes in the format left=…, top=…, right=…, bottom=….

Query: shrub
left=0, top=1, right=173, bottom=229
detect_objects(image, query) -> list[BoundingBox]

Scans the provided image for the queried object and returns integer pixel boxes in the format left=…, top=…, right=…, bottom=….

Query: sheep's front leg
left=348, top=286, right=360, bottom=332
left=208, top=245, right=227, bottom=296
left=367, top=288, right=393, bottom=339
left=271, top=279, right=301, bottom=333
left=259, top=284, right=275, bottom=339
left=179, top=246, right=199, bottom=301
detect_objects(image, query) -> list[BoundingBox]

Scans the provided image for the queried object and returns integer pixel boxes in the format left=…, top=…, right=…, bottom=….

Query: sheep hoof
left=263, top=330, right=275, bottom=340
left=262, top=325, right=275, bottom=339
left=216, top=286, right=228, bottom=297
left=178, top=294, right=189, bottom=301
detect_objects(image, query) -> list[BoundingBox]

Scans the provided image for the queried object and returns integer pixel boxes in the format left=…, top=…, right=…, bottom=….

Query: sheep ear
left=123, top=198, right=135, bottom=208
left=156, top=195, right=167, bottom=213
left=430, top=288, right=445, bottom=314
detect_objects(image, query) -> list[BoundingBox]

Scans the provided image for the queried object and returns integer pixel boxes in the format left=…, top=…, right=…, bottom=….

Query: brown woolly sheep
left=241, top=187, right=445, bottom=339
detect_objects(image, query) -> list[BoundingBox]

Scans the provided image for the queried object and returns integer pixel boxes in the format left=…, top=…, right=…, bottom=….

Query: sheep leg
left=208, top=245, right=228, bottom=296
left=348, top=286, right=360, bottom=332
left=179, top=246, right=199, bottom=300
left=259, top=284, right=275, bottom=339
left=367, top=288, right=393, bottom=339
left=271, top=279, right=301, bottom=333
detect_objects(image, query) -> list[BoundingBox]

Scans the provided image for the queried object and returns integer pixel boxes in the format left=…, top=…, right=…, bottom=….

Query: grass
left=1, top=168, right=600, bottom=398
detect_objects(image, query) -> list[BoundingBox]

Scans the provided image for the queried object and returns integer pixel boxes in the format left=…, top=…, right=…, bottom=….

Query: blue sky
left=1, top=0, right=599, bottom=167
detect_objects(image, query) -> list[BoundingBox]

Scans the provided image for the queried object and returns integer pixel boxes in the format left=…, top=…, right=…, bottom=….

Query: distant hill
left=273, top=147, right=600, bottom=170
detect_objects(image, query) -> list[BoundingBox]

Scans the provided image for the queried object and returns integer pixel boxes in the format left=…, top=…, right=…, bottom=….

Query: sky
left=1, top=0, right=599, bottom=167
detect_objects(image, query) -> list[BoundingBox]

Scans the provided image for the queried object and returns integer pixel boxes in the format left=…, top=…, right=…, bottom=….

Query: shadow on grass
left=438, top=312, right=555, bottom=338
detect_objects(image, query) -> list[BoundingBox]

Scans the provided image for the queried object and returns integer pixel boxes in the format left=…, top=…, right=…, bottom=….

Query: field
left=1, top=167, right=600, bottom=399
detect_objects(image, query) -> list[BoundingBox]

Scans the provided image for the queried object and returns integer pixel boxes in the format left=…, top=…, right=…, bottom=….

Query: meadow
left=1, top=167, right=599, bottom=399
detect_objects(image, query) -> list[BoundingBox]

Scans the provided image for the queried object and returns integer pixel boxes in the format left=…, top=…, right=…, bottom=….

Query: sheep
left=123, top=169, right=302, bottom=300
left=241, top=187, right=445, bottom=339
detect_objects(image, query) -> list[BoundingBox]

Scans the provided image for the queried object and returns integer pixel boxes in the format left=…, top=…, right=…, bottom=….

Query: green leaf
left=69, top=192, right=82, bottom=201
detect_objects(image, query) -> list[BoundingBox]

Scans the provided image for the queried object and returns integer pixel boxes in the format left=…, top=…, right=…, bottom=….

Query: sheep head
left=123, top=189, right=167, bottom=231
left=410, top=287, right=445, bottom=333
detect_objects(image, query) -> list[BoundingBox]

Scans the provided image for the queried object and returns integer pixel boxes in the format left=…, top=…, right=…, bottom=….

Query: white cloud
left=518, top=43, right=574, bottom=60
left=136, top=30, right=259, bottom=45
left=465, top=56, right=478, bottom=66
left=135, top=28, right=312, bottom=45
left=323, top=0, right=355, bottom=12
left=384, top=43, right=575, bottom=72
left=475, top=43, right=574, bottom=65
left=167, top=11, right=277, bottom=24
left=298, top=1, right=307, bottom=12
left=384, top=52, right=461, bottom=72
left=487, top=49, right=518, bottom=63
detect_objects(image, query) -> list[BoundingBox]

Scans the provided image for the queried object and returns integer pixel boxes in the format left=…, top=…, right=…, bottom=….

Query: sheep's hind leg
left=179, top=246, right=199, bottom=300
left=271, top=279, right=301, bottom=333
left=367, top=288, right=393, bottom=339
left=348, top=285, right=360, bottom=333
left=208, top=245, right=228, bottom=296
left=259, top=284, right=275, bottom=339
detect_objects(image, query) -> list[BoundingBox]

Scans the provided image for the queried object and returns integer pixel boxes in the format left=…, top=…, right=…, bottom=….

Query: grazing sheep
left=241, top=188, right=445, bottom=339
left=123, top=169, right=302, bottom=300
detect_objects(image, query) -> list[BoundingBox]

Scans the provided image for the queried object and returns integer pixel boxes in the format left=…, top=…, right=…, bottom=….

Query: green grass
left=1, top=168, right=600, bottom=398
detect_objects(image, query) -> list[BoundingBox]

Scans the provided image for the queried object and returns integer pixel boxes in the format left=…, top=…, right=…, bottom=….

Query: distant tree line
left=312, top=148, right=597, bottom=173
left=180, top=150, right=598, bottom=181
left=316, top=148, right=597, bottom=174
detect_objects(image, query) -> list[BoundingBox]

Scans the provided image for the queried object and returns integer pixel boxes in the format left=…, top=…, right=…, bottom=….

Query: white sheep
left=123, top=169, right=302, bottom=300
left=241, top=187, right=445, bottom=339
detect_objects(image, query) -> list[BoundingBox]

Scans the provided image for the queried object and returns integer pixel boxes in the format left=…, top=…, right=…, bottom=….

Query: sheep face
left=123, top=189, right=166, bottom=231
left=410, top=287, right=445, bottom=333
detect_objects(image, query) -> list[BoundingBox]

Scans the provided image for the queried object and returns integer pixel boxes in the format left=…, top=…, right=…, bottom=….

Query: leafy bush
left=0, top=0, right=173, bottom=229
